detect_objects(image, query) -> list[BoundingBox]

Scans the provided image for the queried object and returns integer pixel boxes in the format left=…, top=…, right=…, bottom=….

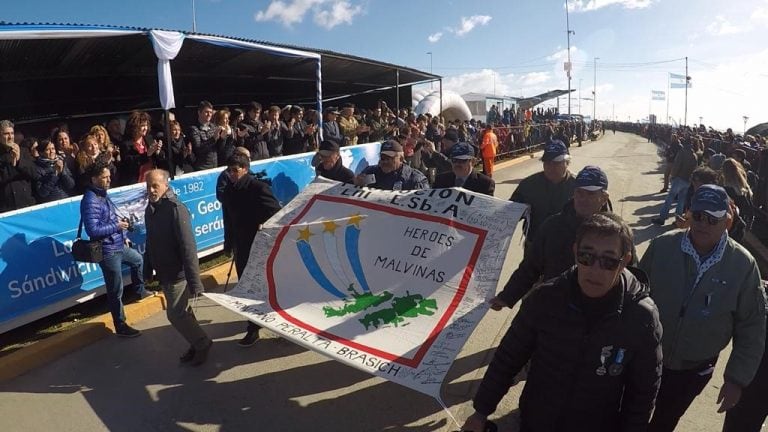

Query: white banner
left=206, top=178, right=527, bottom=398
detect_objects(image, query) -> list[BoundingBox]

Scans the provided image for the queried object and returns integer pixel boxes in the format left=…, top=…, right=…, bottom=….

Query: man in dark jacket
left=188, top=100, right=220, bottom=171
left=81, top=161, right=147, bottom=338
left=652, top=139, right=698, bottom=225
left=463, top=213, right=663, bottom=432
left=144, top=169, right=212, bottom=366
left=322, top=107, right=344, bottom=148
left=315, top=140, right=354, bottom=183
left=354, top=140, right=428, bottom=190
left=421, top=129, right=456, bottom=176
left=510, top=140, right=576, bottom=248
left=223, top=153, right=282, bottom=346
left=491, top=165, right=612, bottom=310
left=432, top=142, right=494, bottom=196
left=0, top=120, right=38, bottom=212
left=235, top=102, right=270, bottom=161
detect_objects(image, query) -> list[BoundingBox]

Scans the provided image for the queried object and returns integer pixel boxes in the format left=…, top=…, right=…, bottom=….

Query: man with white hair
left=144, top=169, right=212, bottom=366
left=353, top=140, right=428, bottom=190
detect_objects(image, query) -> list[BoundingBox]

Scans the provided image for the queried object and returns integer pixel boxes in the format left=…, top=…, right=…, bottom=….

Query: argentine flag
left=670, top=72, right=691, bottom=89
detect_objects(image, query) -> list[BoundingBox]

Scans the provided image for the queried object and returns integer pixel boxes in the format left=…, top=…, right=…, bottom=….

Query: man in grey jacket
left=641, top=185, right=767, bottom=431
left=144, top=169, right=212, bottom=366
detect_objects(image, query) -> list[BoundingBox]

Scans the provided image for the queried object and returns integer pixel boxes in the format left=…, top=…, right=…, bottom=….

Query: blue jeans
left=659, top=177, right=690, bottom=220
left=98, top=245, right=145, bottom=328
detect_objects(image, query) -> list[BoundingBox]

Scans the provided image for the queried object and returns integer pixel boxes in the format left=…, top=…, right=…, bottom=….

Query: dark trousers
left=723, top=322, right=768, bottom=432
left=235, top=238, right=260, bottom=335
left=649, top=359, right=718, bottom=432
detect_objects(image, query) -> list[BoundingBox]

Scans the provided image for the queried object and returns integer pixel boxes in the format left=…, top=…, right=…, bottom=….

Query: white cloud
left=426, top=14, right=492, bottom=43
left=314, top=1, right=363, bottom=29
left=519, top=72, right=551, bottom=86
left=750, top=3, right=768, bottom=27
left=455, top=15, right=492, bottom=36
left=254, top=0, right=363, bottom=29
left=427, top=32, right=443, bottom=43
left=706, top=15, right=747, bottom=35
left=567, top=0, right=655, bottom=13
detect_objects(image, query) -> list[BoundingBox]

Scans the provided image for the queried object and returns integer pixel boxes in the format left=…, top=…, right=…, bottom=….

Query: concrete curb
left=0, top=260, right=234, bottom=383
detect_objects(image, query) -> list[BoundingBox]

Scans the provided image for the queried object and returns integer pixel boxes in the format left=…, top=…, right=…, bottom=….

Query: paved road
left=0, top=132, right=733, bottom=431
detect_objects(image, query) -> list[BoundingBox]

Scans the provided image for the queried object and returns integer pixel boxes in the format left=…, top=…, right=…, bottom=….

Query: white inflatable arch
left=413, top=90, right=472, bottom=122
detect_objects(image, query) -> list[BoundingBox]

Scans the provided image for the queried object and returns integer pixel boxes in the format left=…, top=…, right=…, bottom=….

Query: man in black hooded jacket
left=224, top=153, right=282, bottom=346
left=463, top=213, right=663, bottom=432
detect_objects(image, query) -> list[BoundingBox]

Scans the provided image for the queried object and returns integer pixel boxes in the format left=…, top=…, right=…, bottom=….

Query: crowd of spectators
left=0, top=98, right=604, bottom=214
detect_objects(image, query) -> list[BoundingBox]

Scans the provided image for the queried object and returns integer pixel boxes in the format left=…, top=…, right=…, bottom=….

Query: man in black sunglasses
left=640, top=184, right=767, bottom=432
left=464, top=213, right=662, bottom=431
left=491, top=165, right=614, bottom=311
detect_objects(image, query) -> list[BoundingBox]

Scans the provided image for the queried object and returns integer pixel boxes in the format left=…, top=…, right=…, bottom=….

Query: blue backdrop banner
left=0, top=143, right=380, bottom=331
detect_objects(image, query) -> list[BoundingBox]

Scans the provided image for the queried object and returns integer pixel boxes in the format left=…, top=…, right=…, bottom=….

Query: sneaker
left=237, top=329, right=260, bottom=347
left=115, top=325, right=142, bottom=338
left=651, top=217, right=665, bottom=226
left=189, top=340, right=212, bottom=367
left=179, top=346, right=196, bottom=364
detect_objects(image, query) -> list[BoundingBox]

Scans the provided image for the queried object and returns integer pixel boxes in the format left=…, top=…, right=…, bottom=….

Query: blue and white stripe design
left=344, top=224, right=371, bottom=293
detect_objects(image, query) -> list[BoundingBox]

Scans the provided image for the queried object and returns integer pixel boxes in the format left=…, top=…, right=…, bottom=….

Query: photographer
left=81, top=160, right=148, bottom=338
left=35, top=138, right=75, bottom=202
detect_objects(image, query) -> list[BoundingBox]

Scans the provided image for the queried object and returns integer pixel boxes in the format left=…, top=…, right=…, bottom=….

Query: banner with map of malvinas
left=205, top=178, right=528, bottom=398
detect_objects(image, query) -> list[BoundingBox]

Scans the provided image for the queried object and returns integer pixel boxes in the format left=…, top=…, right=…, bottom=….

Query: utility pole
left=743, top=116, right=749, bottom=134
left=684, top=56, right=689, bottom=126
left=593, top=57, right=599, bottom=122
left=579, top=78, right=582, bottom=115
left=192, top=0, right=197, bottom=32
left=565, top=1, right=574, bottom=116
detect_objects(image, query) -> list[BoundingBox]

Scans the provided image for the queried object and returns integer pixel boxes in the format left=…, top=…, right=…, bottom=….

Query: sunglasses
left=576, top=250, right=623, bottom=271
left=691, top=211, right=725, bottom=225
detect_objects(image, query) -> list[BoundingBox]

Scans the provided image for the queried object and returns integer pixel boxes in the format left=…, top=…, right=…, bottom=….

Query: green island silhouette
left=359, top=291, right=438, bottom=330
left=323, top=285, right=394, bottom=317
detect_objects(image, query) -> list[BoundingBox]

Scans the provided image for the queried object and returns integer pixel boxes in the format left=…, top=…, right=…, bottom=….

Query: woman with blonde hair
left=89, top=124, right=112, bottom=153
left=722, top=158, right=754, bottom=229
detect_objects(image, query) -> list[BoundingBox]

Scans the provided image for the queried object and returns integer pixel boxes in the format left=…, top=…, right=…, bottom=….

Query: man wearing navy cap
left=321, top=107, right=344, bottom=147
left=640, top=185, right=767, bottom=431
left=432, top=142, right=494, bottom=196
left=510, top=139, right=577, bottom=249
left=315, top=140, right=354, bottom=183
left=491, top=165, right=615, bottom=310
left=354, top=140, right=428, bottom=190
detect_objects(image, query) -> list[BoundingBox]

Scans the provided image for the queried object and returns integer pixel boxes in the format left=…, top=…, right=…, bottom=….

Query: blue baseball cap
left=449, top=142, right=475, bottom=160
left=541, top=140, right=570, bottom=162
left=576, top=166, right=608, bottom=191
left=690, top=184, right=729, bottom=218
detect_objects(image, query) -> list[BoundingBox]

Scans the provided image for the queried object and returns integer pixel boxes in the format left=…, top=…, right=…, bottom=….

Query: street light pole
left=426, top=52, right=433, bottom=89
left=192, top=0, right=197, bottom=32
left=579, top=78, right=582, bottom=115
left=565, top=1, right=574, bottom=116
left=593, top=57, right=599, bottom=122
left=743, top=115, right=749, bottom=134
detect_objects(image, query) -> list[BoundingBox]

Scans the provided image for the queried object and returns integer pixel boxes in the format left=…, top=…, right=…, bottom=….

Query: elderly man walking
left=640, top=185, right=767, bottom=431
left=144, top=169, right=212, bottom=366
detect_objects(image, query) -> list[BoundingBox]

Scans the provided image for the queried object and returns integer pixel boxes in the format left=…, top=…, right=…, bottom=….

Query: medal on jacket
left=596, top=345, right=613, bottom=376
left=608, top=348, right=625, bottom=376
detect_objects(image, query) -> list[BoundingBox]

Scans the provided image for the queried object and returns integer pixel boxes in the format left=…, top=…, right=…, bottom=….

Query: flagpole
left=666, top=74, right=670, bottom=125
left=684, top=56, right=688, bottom=127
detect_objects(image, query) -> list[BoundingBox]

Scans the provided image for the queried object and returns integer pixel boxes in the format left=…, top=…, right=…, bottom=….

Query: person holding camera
left=81, top=160, right=148, bottom=338
left=34, top=137, right=75, bottom=202
left=144, top=169, right=212, bottom=365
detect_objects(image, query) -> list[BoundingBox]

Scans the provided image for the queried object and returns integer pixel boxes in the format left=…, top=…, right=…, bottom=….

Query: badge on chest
left=596, top=345, right=626, bottom=376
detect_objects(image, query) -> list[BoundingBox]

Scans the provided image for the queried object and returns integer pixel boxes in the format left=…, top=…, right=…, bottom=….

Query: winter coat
left=510, top=171, right=577, bottom=241
left=0, top=146, right=38, bottom=212
left=144, top=189, right=203, bottom=295
left=474, top=267, right=663, bottom=432
left=34, top=158, right=74, bottom=202
left=359, top=163, right=429, bottom=191
left=80, top=185, right=124, bottom=256
left=187, top=122, right=220, bottom=170
left=316, top=157, right=355, bottom=183
left=433, top=170, right=495, bottom=196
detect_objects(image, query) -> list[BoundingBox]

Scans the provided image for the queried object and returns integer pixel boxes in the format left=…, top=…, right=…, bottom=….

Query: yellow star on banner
left=322, top=220, right=339, bottom=234
left=297, top=226, right=314, bottom=242
left=347, top=213, right=365, bottom=228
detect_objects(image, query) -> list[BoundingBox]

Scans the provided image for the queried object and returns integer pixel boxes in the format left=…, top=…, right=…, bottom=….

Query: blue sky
left=5, top=0, right=768, bottom=131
